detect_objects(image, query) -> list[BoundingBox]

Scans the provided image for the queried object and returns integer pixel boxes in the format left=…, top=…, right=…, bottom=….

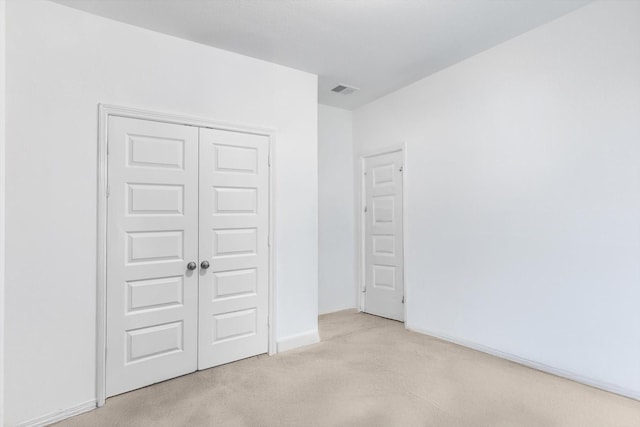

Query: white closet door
left=197, top=128, right=269, bottom=370
left=364, top=150, right=404, bottom=321
left=106, top=117, right=199, bottom=397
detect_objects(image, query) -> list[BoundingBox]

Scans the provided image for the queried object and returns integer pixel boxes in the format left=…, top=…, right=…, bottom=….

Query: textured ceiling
left=52, top=0, right=591, bottom=110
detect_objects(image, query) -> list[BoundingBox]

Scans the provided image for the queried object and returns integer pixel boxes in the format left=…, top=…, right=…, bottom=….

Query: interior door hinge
left=399, top=165, right=404, bottom=172
left=402, top=296, right=405, bottom=304
left=362, top=286, right=367, bottom=293
left=364, top=205, right=367, bottom=213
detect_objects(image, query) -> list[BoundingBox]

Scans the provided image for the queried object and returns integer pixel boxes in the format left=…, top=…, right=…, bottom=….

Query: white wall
left=4, top=1, right=317, bottom=425
left=354, top=0, right=640, bottom=398
left=318, top=105, right=356, bottom=314
left=0, top=1, right=6, bottom=426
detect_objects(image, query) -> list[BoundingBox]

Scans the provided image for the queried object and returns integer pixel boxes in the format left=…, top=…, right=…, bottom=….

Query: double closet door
left=106, top=116, right=269, bottom=397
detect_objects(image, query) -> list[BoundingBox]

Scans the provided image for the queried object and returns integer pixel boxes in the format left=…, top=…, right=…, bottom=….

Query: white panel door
left=198, top=128, right=269, bottom=369
left=106, top=117, right=199, bottom=397
left=363, top=150, right=404, bottom=321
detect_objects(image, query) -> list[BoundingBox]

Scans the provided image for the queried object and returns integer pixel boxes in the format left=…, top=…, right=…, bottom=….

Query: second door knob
left=200, top=261, right=210, bottom=269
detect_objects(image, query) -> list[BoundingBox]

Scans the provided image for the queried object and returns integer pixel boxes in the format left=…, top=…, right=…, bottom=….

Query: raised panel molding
left=372, top=235, right=395, bottom=256
left=126, top=276, right=184, bottom=313
left=372, top=196, right=394, bottom=224
left=373, top=164, right=394, bottom=185
left=127, top=231, right=184, bottom=264
left=215, top=145, right=257, bottom=174
left=373, top=265, right=396, bottom=290
left=126, top=321, right=184, bottom=363
left=127, top=184, right=184, bottom=215
left=213, top=228, right=257, bottom=257
left=128, top=135, right=185, bottom=169
left=213, top=187, right=257, bottom=214
left=212, top=309, right=257, bottom=343
left=213, top=268, right=257, bottom=299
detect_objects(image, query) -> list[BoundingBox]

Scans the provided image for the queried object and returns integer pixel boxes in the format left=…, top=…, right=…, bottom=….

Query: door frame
left=96, top=104, right=278, bottom=406
left=358, top=145, right=407, bottom=323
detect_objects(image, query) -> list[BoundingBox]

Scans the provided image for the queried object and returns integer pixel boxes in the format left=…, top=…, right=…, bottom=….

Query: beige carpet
left=57, top=310, right=640, bottom=427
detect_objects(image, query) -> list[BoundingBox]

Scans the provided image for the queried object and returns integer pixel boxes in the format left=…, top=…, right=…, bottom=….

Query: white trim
left=357, top=145, right=408, bottom=323
left=16, top=400, right=97, bottom=427
left=319, top=306, right=355, bottom=316
left=96, top=104, right=278, bottom=406
left=408, top=325, right=640, bottom=401
left=0, top=2, right=6, bottom=425
left=99, top=104, right=275, bottom=136
left=276, top=330, right=320, bottom=353
left=268, top=133, right=278, bottom=356
left=95, top=106, right=108, bottom=407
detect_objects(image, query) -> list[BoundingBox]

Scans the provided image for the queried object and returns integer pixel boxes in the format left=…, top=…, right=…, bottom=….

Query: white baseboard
left=16, top=399, right=96, bottom=427
left=319, top=307, right=357, bottom=316
left=277, top=329, right=320, bottom=353
left=406, top=324, right=640, bottom=401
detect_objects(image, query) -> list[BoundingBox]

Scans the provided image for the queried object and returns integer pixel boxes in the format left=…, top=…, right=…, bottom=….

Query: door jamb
left=96, top=104, right=278, bottom=407
left=358, top=145, right=407, bottom=324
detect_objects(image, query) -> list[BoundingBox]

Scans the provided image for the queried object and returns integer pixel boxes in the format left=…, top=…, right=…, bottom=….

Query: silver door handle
left=187, top=262, right=197, bottom=271
left=200, top=261, right=210, bottom=270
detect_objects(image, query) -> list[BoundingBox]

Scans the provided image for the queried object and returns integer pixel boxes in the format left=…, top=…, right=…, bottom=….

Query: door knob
left=187, top=262, right=197, bottom=271
left=200, top=261, right=210, bottom=270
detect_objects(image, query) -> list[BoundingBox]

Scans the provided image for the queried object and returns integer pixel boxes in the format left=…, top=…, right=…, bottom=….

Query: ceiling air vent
left=331, top=84, right=359, bottom=95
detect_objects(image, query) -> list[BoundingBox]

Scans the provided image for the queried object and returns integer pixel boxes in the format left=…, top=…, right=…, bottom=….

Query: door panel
left=364, top=151, right=404, bottom=321
left=106, top=118, right=271, bottom=396
left=198, top=128, right=269, bottom=370
left=106, top=117, right=199, bottom=397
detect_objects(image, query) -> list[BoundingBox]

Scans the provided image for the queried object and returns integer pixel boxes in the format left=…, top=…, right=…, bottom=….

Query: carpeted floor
left=57, top=310, right=640, bottom=427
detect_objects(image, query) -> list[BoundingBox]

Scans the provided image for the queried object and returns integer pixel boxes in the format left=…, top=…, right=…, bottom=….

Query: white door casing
left=197, top=128, right=269, bottom=369
left=363, top=150, right=404, bottom=321
left=106, top=117, right=199, bottom=397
